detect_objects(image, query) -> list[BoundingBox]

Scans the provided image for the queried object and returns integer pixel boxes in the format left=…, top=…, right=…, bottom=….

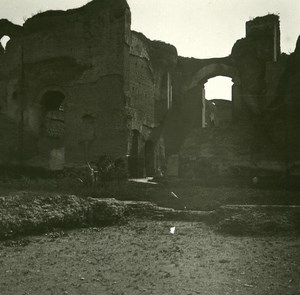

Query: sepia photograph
left=0, top=0, right=299, bottom=294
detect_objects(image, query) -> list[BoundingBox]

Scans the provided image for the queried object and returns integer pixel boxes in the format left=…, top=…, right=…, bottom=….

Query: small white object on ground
left=171, top=192, right=179, bottom=199
left=170, top=227, right=176, bottom=234
left=244, top=284, right=254, bottom=288
left=128, top=178, right=157, bottom=185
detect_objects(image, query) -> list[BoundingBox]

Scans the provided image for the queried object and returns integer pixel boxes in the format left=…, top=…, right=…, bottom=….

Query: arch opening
left=0, top=35, right=11, bottom=52
left=204, top=76, right=233, bottom=127
left=205, top=76, right=233, bottom=101
left=40, top=90, right=65, bottom=138
left=41, top=91, right=65, bottom=112
left=187, top=62, right=241, bottom=127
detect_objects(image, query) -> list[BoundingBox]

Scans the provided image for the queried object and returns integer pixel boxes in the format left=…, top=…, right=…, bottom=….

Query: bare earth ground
left=0, top=220, right=299, bottom=295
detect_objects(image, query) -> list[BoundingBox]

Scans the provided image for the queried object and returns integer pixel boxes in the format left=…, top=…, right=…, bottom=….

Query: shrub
left=95, top=155, right=128, bottom=182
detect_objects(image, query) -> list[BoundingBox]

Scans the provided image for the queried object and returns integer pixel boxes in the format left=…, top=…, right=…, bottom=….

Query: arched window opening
left=41, top=91, right=65, bottom=112
left=40, top=91, right=65, bottom=138
left=0, top=35, right=11, bottom=52
left=205, top=76, right=233, bottom=101
left=204, top=76, right=233, bottom=127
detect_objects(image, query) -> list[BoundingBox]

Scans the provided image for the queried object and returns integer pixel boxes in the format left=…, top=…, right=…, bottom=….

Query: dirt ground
left=0, top=220, right=299, bottom=295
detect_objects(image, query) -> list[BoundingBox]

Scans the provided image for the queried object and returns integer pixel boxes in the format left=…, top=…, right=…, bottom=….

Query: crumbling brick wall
left=0, top=0, right=131, bottom=168
left=0, top=2, right=298, bottom=180
left=127, top=31, right=177, bottom=176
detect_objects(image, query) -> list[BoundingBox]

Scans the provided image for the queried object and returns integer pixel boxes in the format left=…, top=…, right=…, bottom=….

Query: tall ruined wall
left=0, top=0, right=131, bottom=168
left=246, top=14, right=280, bottom=59
left=128, top=31, right=177, bottom=130
left=0, top=20, right=23, bottom=163
left=126, top=31, right=177, bottom=176
left=273, top=36, right=300, bottom=176
left=0, top=3, right=297, bottom=181
left=168, top=14, right=292, bottom=178
left=231, top=15, right=281, bottom=116
left=129, top=32, right=156, bottom=131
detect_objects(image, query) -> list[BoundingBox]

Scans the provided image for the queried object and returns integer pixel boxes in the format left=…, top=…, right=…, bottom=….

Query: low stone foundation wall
left=1, top=193, right=299, bottom=240
left=0, top=193, right=215, bottom=240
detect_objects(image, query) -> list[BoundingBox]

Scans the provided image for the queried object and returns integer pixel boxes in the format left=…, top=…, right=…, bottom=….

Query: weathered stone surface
left=0, top=2, right=298, bottom=181
left=179, top=124, right=286, bottom=178
left=0, top=0, right=131, bottom=168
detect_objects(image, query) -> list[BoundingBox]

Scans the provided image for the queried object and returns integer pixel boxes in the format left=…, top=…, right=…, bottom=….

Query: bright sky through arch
left=0, top=36, right=10, bottom=50
left=205, top=77, right=233, bottom=101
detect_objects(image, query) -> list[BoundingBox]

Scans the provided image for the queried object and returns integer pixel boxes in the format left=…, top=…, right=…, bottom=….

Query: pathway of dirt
left=0, top=220, right=299, bottom=295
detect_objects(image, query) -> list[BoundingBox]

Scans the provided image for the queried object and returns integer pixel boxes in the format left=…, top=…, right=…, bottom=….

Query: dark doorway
left=40, top=91, right=65, bottom=138
left=129, top=130, right=144, bottom=177
left=131, top=130, right=139, bottom=158
left=41, top=91, right=65, bottom=112
left=145, top=140, right=155, bottom=176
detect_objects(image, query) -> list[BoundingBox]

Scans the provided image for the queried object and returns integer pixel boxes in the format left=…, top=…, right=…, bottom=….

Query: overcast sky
left=1, top=0, right=299, bottom=99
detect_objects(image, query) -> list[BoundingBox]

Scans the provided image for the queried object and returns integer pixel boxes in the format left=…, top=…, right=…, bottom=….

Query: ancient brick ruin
left=0, top=0, right=299, bottom=179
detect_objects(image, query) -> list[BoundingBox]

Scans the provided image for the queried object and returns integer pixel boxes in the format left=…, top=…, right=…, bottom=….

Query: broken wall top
left=246, top=14, right=279, bottom=39
left=131, top=31, right=178, bottom=70
left=0, top=19, right=22, bottom=38
left=0, top=0, right=129, bottom=38
left=23, top=0, right=129, bottom=35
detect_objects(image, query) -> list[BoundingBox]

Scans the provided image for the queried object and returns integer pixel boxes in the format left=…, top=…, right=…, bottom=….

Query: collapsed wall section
left=274, top=36, right=300, bottom=176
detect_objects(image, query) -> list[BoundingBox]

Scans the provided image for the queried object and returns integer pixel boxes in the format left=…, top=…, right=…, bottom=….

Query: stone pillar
left=201, top=83, right=206, bottom=128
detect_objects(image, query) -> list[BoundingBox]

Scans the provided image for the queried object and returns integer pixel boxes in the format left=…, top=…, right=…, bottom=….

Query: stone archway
left=0, top=35, right=10, bottom=52
left=187, top=62, right=241, bottom=124
left=164, top=61, right=244, bottom=178
left=40, top=90, right=65, bottom=138
left=28, top=87, right=68, bottom=135
left=188, top=63, right=240, bottom=90
left=29, top=89, right=67, bottom=170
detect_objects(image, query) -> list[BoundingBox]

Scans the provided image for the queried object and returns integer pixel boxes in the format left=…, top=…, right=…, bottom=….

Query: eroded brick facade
left=0, top=1, right=299, bottom=179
